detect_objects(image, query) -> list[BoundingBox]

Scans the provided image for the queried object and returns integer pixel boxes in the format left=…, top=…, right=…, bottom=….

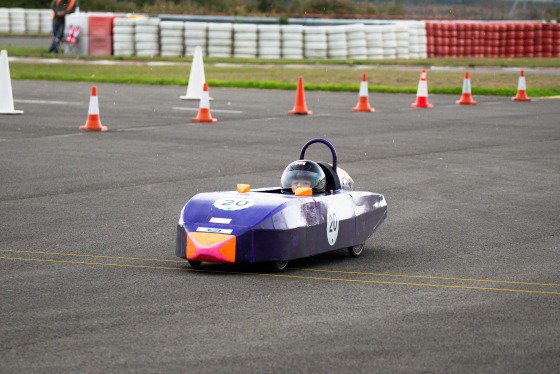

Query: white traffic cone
left=180, top=46, right=212, bottom=101
left=352, top=73, right=375, bottom=112
left=191, top=83, right=217, bottom=123
left=79, top=86, right=108, bottom=131
left=0, top=50, right=23, bottom=114
left=456, top=71, right=477, bottom=105
left=411, top=69, right=433, bottom=108
left=512, top=70, right=531, bottom=102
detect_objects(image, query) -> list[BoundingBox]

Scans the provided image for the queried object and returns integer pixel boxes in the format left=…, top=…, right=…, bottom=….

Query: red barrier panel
left=425, top=21, right=434, bottom=37
left=427, top=22, right=436, bottom=58
left=87, top=15, right=115, bottom=55
left=542, top=24, right=553, bottom=56
left=88, top=35, right=112, bottom=55
left=463, top=23, right=472, bottom=41
left=499, top=24, right=506, bottom=57
left=552, top=25, right=560, bottom=57
left=423, top=21, right=558, bottom=58
left=432, top=22, right=441, bottom=37
left=552, top=23, right=560, bottom=39
left=449, top=45, right=457, bottom=58
left=542, top=24, right=552, bottom=39
left=88, top=15, right=115, bottom=36
left=514, top=23, right=524, bottom=39
left=534, top=24, right=543, bottom=39
left=542, top=37, right=552, bottom=54
left=446, top=23, right=457, bottom=38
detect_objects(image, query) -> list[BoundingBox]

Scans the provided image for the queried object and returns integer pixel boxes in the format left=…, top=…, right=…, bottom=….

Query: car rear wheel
left=347, top=243, right=364, bottom=258
left=272, top=260, right=289, bottom=271
left=188, top=260, right=202, bottom=268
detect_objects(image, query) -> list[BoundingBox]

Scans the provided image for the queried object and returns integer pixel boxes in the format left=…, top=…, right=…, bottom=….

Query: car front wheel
left=347, top=244, right=364, bottom=258
left=272, top=261, right=289, bottom=271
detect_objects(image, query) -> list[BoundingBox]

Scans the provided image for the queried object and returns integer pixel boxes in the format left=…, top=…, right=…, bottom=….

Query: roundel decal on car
left=326, top=206, right=339, bottom=246
left=213, top=197, right=256, bottom=211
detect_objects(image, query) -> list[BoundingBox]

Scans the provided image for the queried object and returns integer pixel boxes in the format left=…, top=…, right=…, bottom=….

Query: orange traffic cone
left=456, top=71, right=477, bottom=105
left=512, top=70, right=531, bottom=102
left=80, top=86, right=108, bottom=131
left=192, top=82, right=217, bottom=123
left=289, top=77, right=312, bottom=115
left=411, top=69, right=433, bottom=109
left=352, top=73, right=375, bottom=112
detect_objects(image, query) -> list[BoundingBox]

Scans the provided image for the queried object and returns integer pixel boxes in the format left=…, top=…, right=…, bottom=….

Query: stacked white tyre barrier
left=365, top=25, right=384, bottom=59
left=407, top=21, right=427, bottom=59
left=0, top=9, right=9, bottom=33
left=281, top=24, right=304, bottom=59
left=40, top=9, right=53, bottom=34
left=382, top=25, right=397, bottom=59
left=184, top=21, right=207, bottom=56
left=346, top=23, right=367, bottom=59
left=327, top=25, right=348, bottom=60
left=9, top=8, right=26, bottom=34
left=395, top=23, right=409, bottom=59
left=25, top=9, right=41, bottom=34
left=135, top=18, right=160, bottom=57
left=207, top=22, right=232, bottom=58
left=160, top=21, right=183, bottom=57
left=258, top=24, right=281, bottom=59
left=0, top=10, right=438, bottom=61
left=304, top=26, right=328, bottom=59
left=112, top=18, right=135, bottom=56
left=233, top=23, right=258, bottom=58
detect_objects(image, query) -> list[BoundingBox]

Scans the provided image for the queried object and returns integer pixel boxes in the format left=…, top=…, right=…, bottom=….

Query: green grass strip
left=4, top=45, right=560, bottom=68
left=11, top=70, right=560, bottom=97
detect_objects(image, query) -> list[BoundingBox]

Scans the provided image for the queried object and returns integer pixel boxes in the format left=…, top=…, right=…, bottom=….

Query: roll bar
left=299, top=138, right=337, bottom=172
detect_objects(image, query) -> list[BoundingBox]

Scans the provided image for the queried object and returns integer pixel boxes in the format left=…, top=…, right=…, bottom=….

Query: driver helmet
left=281, top=160, right=326, bottom=194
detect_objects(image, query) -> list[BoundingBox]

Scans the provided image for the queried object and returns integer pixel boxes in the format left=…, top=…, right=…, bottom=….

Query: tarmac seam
left=1, top=255, right=559, bottom=295
left=2, top=249, right=560, bottom=288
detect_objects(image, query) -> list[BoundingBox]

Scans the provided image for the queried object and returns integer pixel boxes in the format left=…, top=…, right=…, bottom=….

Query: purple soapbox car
left=176, top=139, right=387, bottom=271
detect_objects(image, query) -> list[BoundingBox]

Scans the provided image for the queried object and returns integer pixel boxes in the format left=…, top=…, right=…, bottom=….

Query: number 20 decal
left=326, top=206, right=339, bottom=246
left=213, top=197, right=256, bottom=211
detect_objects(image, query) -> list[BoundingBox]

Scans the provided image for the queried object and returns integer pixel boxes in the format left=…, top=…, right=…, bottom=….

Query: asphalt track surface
left=1, top=80, right=559, bottom=373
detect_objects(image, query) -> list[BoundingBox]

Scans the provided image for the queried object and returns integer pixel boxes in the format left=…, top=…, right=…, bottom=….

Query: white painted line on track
left=116, top=125, right=176, bottom=132
left=247, top=117, right=283, bottom=122
left=172, top=107, right=243, bottom=114
left=15, top=99, right=82, bottom=105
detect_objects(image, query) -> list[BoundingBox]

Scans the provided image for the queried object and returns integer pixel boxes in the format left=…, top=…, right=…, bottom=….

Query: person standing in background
left=48, top=0, right=78, bottom=53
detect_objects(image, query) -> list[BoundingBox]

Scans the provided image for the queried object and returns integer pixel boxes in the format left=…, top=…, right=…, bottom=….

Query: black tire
left=347, top=243, right=364, bottom=258
left=188, top=260, right=202, bottom=268
left=272, top=260, right=289, bottom=271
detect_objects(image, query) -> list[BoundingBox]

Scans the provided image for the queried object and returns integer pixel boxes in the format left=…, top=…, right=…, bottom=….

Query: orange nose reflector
left=187, top=232, right=236, bottom=263
left=237, top=184, right=250, bottom=193
left=295, top=187, right=313, bottom=196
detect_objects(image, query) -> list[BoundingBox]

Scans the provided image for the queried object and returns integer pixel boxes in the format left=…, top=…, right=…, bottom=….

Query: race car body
left=176, top=139, right=387, bottom=270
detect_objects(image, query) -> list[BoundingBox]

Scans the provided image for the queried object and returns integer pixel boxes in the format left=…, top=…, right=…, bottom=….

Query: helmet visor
left=281, top=170, right=321, bottom=190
